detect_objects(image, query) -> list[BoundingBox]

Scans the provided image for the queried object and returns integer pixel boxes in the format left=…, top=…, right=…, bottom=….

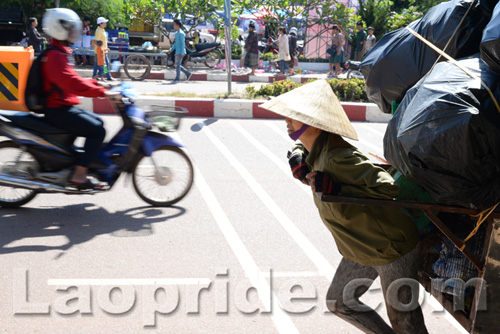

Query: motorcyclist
left=40, top=8, right=118, bottom=190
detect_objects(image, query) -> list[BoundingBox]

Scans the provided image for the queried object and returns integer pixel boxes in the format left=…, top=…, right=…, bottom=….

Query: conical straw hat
left=260, top=79, right=358, bottom=140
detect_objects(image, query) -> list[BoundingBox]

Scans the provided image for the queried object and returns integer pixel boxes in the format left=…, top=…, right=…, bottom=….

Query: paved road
left=0, top=118, right=465, bottom=333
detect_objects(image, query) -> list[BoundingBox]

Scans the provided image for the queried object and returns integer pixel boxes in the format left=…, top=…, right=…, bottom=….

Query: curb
left=163, top=71, right=323, bottom=84
left=76, top=69, right=326, bottom=83
left=78, top=97, right=391, bottom=123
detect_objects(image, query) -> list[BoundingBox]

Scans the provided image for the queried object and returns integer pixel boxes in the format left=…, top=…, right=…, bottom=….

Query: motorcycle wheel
left=347, top=70, right=364, bottom=79
left=132, top=146, right=193, bottom=207
left=204, top=50, right=221, bottom=68
left=124, top=54, right=152, bottom=81
left=0, top=141, right=39, bottom=208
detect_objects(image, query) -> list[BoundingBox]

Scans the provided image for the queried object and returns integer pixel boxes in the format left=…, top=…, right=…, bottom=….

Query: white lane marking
left=48, top=279, right=211, bottom=286
left=261, top=272, right=321, bottom=278
left=265, top=122, right=293, bottom=142
left=355, top=123, right=387, bottom=138
left=231, top=121, right=312, bottom=197
left=194, top=164, right=299, bottom=334
left=200, top=122, right=336, bottom=279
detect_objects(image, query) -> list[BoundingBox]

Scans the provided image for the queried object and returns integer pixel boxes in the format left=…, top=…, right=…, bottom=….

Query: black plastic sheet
left=361, top=0, right=497, bottom=114
left=480, top=2, right=500, bottom=74
left=384, top=56, right=500, bottom=209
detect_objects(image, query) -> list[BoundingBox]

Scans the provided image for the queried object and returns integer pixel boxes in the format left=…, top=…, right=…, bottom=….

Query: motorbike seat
left=0, top=110, right=69, bottom=135
left=194, top=42, right=220, bottom=51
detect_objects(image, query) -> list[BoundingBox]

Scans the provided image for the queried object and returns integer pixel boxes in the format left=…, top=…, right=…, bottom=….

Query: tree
left=391, top=0, right=447, bottom=13
left=3, top=0, right=125, bottom=29
left=124, top=0, right=223, bottom=41
left=387, top=6, right=423, bottom=30
left=358, top=0, right=392, bottom=40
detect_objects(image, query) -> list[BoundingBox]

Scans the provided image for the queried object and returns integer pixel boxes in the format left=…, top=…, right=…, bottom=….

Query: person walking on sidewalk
left=28, top=17, right=46, bottom=55
left=354, top=21, right=367, bottom=61
left=76, top=16, right=91, bottom=66
left=260, top=80, right=428, bottom=334
left=244, top=22, right=259, bottom=75
left=168, top=19, right=192, bottom=84
left=288, top=27, right=298, bottom=76
left=95, top=40, right=105, bottom=81
left=277, top=26, right=290, bottom=75
left=92, top=17, right=113, bottom=81
left=329, top=25, right=345, bottom=78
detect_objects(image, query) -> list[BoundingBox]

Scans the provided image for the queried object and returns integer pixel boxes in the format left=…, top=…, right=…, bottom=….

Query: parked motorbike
left=260, top=37, right=279, bottom=55
left=343, top=60, right=363, bottom=79
left=168, top=42, right=222, bottom=68
left=0, top=82, right=194, bottom=208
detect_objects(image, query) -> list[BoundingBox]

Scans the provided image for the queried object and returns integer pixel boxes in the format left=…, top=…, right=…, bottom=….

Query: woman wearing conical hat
left=260, top=80, right=427, bottom=334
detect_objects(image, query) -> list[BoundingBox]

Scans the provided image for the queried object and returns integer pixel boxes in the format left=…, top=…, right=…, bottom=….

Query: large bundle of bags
left=361, top=0, right=497, bottom=114
left=383, top=56, right=500, bottom=209
left=480, top=2, right=500, bottom=74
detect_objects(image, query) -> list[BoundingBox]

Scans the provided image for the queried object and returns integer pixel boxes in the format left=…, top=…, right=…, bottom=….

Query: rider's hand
left=306, top=171, right=340, bottom=195
left=97, top=81, right=111, bottom=89
left=288, top=151, right=310, bottom=185
left=104, top=90, right=122, bottom=102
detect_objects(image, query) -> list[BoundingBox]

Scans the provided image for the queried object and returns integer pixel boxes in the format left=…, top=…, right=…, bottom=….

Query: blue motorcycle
left=0, top=83, right=194, bottom=208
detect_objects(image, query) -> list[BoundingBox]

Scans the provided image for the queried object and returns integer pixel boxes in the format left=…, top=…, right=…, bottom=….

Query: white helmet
left=289, top=27, right=298, bottom=36
left=43, top=8, right=82, bottom=43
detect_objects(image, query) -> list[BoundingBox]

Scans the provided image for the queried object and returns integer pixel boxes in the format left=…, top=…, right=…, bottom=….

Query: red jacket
left=42, top=40, right=106, bottom=108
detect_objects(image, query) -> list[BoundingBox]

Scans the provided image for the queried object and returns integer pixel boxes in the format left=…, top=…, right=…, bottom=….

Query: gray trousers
left=326, top=243, right=429, bottom=334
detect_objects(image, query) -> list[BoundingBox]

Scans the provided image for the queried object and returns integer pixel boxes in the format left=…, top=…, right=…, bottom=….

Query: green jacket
left=294, top=132, right=419, bottom=266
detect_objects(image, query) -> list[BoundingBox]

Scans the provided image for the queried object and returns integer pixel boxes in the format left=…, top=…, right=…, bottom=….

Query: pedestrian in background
left=28, top=17, right=46, bottom=54
left=329, top=25, right=345, bottom=78
left=365, top=27, right=376, bottom=54
left=168, top=19, right=192, bottom=84
left=95, top=40, right=105, bottom=81
left=288, top=27, right=298, bottom=76
left=277, top=26, right=290, bottom=76
left=81, top=16, right=91, bottom=65
left=92, top=17, right=113, bottom=81
left=354, top=21, right=367, bottom=61
left=244, top=22, right=259, bottom=75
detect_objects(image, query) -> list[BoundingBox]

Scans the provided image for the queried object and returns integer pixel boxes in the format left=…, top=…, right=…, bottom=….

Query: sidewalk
left=74, top=65, right=332, bottom=84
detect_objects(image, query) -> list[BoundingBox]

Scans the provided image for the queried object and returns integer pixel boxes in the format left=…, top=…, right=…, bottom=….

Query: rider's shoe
left=68, top=177, right=107, bottom=191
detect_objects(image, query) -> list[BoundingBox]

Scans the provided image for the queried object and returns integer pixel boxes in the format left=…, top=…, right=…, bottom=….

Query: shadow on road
left=0, top=204, right=186, bottom=256
left=190, top=119, right=218, bottom=132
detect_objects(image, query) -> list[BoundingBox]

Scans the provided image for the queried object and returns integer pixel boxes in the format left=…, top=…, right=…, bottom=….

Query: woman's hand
left=306, top=171, right=340, bottom=195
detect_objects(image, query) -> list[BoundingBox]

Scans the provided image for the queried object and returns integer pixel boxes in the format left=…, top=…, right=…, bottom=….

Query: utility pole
left=223, top=0, right=232, bottom=95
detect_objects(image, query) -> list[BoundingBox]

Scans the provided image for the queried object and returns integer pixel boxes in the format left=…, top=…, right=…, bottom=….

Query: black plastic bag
left=361, top=0, right=497, bottom=114
left=480, top=2, right=500, bottom=74
left=384, top=56, right=500, bottom=209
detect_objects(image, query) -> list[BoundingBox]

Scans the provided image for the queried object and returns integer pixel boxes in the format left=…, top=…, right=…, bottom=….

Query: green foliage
left=123, top=0, right=164, bottom=27
left=65, top=0, right=126, bottom=29
left=358, top=0, right=393, bottom=39
left=246, top=78, right=367, bottom=102
left=391, top=0, right=446, bottom=13
left=260, top=52, right=278, bottom=61
left=388, top=6, right=423, bottom=30
left=246, top=79, right=301, bottom=98
left=2, top=0, right=126, bottom=29
left=219, top=25, right=243, bottom=59
left=163, top=0, right=223, bottom=32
